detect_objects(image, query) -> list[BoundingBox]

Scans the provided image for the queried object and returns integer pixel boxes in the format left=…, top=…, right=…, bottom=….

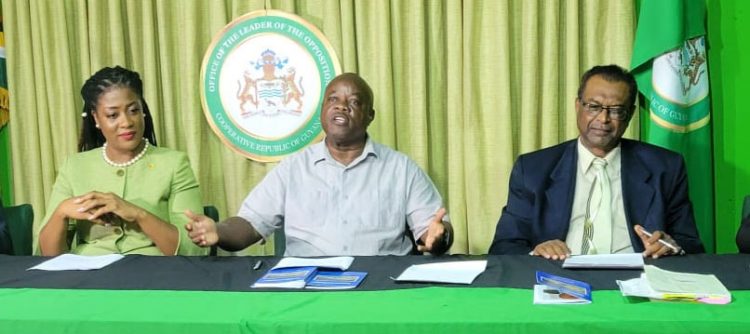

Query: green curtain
left=2, top=0, right=636, bottom=255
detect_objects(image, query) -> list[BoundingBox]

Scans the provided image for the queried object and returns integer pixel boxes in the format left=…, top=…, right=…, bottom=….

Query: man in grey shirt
left=185, top=73, right=452, bottom=256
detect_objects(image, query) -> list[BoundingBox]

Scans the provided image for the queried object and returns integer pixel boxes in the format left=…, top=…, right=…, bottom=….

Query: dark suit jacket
left=0, top=201, right=11, bottom=255
left=736, top=215, right=750, bottom=253
left=488, top=138, right=705, bottom=255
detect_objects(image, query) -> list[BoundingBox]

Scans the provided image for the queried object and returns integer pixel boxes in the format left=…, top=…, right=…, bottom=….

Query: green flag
left=631, top=0, right=714, bottom=252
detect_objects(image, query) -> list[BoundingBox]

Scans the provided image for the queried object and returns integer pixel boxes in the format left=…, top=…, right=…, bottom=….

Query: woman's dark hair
left=78, top=66, right=157, bottom=152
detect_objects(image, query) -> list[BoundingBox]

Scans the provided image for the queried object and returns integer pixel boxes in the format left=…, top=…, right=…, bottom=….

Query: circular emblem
left=649, top=36, right=710, bottom=133
left=201, top=10, right=341, bottom=162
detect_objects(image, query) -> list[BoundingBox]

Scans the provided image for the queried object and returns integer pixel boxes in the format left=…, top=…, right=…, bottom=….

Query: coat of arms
left=237, top=49, right=305, bottom=117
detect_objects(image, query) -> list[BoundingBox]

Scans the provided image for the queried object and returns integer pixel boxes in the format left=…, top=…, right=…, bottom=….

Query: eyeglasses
left=581, top=102, right=631, bottom=121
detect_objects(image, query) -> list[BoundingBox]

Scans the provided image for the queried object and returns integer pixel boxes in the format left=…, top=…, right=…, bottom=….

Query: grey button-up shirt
left=238, top=138, right=445, bottom=256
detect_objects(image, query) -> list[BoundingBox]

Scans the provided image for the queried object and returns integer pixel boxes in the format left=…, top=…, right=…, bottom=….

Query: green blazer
left=41, top=146, right=207, bottom=256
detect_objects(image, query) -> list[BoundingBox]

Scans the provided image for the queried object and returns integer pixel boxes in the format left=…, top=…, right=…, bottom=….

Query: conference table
left=1, top=254, right=749, bottom=334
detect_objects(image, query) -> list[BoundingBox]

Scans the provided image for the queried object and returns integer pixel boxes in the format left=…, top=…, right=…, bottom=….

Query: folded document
left=251, top=266, right=319, bottom=289
left=533, top=285, right=591, bottom=304
left=252, top=256, right=365, bottom=289
left=533, top=271, right=592, bottom=304
left=306, top=271, right=368, bottom=290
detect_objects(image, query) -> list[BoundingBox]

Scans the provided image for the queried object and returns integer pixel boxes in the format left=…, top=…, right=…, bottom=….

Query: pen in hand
left=638, top=227, right=685, bottom=256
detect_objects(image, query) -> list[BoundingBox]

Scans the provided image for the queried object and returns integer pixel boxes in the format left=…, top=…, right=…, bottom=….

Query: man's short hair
left=328, top=73, right=375, bottom=112
left=576, top=64, right=638, bottom=107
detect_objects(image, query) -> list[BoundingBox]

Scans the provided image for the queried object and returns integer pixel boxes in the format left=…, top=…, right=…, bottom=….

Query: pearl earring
left=95, top=123, right=100, bottom=128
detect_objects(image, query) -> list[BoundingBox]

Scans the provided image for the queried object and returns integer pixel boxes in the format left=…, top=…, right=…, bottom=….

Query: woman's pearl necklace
left=102, top=140, right=149, bottom=168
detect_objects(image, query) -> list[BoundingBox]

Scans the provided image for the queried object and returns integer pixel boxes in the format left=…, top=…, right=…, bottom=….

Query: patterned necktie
left=581, top=158, right=612, bottom=254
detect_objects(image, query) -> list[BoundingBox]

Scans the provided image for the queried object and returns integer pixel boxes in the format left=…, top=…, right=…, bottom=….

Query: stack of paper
left=616, top=265, right=732, bottom=304
left=394, top=260, right=487, bottom=284
left=562, top=253, right=644, bottom=269
left=251, top=256, right=366, bottom=290
left=272, top=256, right=354, bottom=271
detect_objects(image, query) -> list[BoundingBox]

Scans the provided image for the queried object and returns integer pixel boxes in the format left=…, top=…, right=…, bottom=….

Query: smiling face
left=320, top=74, right=374, bottom=147
left=92, top=86, right=146, bottom=159
left=576, top=74, right=632, bottom=157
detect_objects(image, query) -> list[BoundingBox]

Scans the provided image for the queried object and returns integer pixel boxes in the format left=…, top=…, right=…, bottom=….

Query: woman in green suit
left=39, top=66, right=205, bottom=256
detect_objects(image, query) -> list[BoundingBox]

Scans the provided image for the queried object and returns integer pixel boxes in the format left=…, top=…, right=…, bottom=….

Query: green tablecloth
left=1, top=287, right=745, bottom=334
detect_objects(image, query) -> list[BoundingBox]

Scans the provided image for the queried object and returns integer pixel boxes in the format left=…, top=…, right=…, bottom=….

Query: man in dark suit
left=735, top=214, right=750, bottom=253
left=488, top=65, right=704, bottom=259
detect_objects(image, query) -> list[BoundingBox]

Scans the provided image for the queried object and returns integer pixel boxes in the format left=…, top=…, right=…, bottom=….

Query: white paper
left=562, top=253, right=644, bottom=269
left=394, top=260, right=487, bottom=284
left=272, top=256, right=354, bottom=271
left=616, top=274, right=660, bottom=299
left=28, top=254, right=125, bottom=271
left=533, top=284, right=591, bottom=304
left=252, top=280, right=307, bottom=289
left=616, top=265, right=731, bottom=304
left=644, top=265, right=730, bottom=295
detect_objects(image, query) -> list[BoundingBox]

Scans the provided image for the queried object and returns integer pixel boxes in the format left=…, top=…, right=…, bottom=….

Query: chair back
left=273, top=229, right=286, bottom=256
left=4, top=204, right=34, bottom=255
left=203, top=205, right=219, bottom=222
left=203, top=206, right=219, bottom=256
